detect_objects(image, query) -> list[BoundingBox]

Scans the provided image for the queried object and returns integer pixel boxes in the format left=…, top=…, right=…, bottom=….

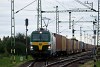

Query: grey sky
left=0, top=0, right=98, bottom=43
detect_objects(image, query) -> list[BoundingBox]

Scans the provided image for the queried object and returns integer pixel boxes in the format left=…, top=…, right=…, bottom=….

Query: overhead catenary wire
left=23, top=9, right=37, bottom=11
left=43, top=0, right=55, bottom=7
left=43, top=0, right=68, bottom=10
left=74, top=0, right=97, bottom=12
left=55, top=0, right=68, bottom=10
left=74, top=0, right=92, bottom=9
left=15, top=0, right=37, bottom=14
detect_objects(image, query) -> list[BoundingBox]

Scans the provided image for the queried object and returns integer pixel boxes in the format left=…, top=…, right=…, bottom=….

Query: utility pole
left=87, top=33, right=88, bottom=43
left=80, top=27, right=82, bottom=41
left=25, top=18, right=28, bottom=60
left=96, top=0, right=100, bottom=63
left=72, top=20, right=75, bottom=53
left=93, top=20, right=97, bottom=67
left=83, top=31, right=86, bottom=43
left=89, top=35, right=92, bottom=44
left=11, top=0, right=15, bottom=63
left=72, top=20, right=75, bottom=38
left=37, top=0, right=42, bottom=30
left=56, top=6, right=59, bottom=34
left=69, top=12, right=71, bottom=29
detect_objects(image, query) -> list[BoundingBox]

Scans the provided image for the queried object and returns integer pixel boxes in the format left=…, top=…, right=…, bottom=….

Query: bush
left=15, top=42, right=26, bottom=55
left=0, top=42, right=5, bottom=54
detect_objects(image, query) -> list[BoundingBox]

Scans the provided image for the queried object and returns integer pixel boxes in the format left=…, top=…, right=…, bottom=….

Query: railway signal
left=25, top=18, right=29, bottom=60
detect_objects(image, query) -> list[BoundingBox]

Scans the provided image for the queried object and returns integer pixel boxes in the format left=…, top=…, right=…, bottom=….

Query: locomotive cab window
left=32, top=34, right=40, bottom=41
left=41, top=34, right=49, bottom=42
left=31, top=32, right=50, bottom=42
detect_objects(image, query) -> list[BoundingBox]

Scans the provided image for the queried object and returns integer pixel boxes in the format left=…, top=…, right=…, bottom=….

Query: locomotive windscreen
left=31, top=31, right=50, bottom=42
left=32, top=34, right=40, bottom=41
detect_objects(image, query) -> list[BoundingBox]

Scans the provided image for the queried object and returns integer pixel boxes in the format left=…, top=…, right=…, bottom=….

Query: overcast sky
left=0, top=0, right=98, bottom=43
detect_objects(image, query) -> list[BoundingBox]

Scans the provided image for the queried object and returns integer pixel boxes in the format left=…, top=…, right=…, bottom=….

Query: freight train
left=30, top=28, right=94, bottom=59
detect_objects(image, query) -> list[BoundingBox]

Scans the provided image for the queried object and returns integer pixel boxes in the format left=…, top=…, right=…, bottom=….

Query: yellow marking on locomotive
left=32, top=42, right=49, bottom=50
left=32, top=42, right=39, bottom=45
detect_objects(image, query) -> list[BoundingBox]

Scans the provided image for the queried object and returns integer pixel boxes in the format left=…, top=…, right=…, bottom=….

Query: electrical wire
left=23, top=9, right=37, bottom=11
left=55, top=0, right=67, bottom=10
left=42, top=0, right=56, bottom=9
left=74, top=0, right=92, bottom=9
left=44, top=0, right=55, bottom=6
left=15, top=0, right=37, bottom=14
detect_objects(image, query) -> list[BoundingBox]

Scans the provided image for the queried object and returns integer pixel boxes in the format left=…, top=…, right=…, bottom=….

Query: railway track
left=43, top=51, right=92, bottom=67
left=19, top=60, right=35, bottom=67
left=43, top=56, right=91, bottom=67
left=20, top=51, right=93, bottom=67
left=27, top=61, right=36, bottom=67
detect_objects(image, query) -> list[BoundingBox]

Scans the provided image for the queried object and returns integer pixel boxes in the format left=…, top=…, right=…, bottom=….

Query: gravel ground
left=19, top=60, right=34, bottom=67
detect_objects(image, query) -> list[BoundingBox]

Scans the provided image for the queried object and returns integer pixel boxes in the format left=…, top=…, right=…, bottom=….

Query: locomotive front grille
left=32, top=42, right=49, bottom=50
left=42, top=45, right=48, bottom=51
left=33, top=45, right=48, bottom=51
left=33, top=45, right=39, bottom=51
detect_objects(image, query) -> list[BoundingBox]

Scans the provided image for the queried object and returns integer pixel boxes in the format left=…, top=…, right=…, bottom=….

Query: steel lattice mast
left=11, top=0, right=15, bottom=63
left=37, top=0, right=42, bottom=30
left=56, top=6, right=59, bottom=34
left=97, top=0, right=100, bottom=47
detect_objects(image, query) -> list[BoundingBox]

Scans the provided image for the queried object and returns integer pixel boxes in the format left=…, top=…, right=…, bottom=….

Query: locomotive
left=30, top=28, right=56, bottom=58
left=30, top=28, right=94, bottom=59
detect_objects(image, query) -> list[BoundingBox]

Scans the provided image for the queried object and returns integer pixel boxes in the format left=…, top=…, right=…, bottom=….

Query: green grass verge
left=0, top=55, right=33, bottom=67
left=80, top=60, right=100, bottom=67
left=96, top=60, right=100, bottom=67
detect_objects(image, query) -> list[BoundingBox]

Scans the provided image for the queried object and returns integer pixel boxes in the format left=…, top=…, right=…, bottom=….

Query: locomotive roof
left=32, top=30, right=50, bottom=34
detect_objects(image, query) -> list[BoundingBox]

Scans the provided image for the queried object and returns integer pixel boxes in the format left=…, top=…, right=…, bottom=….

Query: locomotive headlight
left=40, top=31, right=42, bottom=34
left=48, top=45, right=51, bottom=50
left=30, top=46, right=33, bottom=50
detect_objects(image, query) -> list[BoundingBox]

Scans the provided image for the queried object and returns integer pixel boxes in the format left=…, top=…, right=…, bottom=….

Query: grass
left=0, top=54, right=33, bottom=67
left=96, top=60, right=100, bottom=67
left=80, top=61, right=93, bottom=67
left=80, top=59, right=100, bottom=67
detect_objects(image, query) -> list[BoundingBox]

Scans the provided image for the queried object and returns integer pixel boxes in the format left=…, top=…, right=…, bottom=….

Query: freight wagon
left=54, top=33, right=62, bottom=55
left=66, top=39, right=73, bottom=54
left=30, top=28, right=94, bottom=59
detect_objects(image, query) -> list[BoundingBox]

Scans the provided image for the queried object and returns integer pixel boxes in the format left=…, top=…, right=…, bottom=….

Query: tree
left=0, top=33, right=30, bottom=56
left=0, top=41, right=5, bottom=53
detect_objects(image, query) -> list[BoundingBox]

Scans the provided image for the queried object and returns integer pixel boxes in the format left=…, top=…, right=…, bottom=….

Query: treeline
left=0, top=33, right=30, bottom=56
